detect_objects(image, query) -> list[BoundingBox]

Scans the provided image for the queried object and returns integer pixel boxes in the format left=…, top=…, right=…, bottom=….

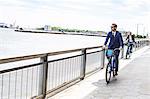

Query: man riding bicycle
left=103, top=23, right=124, bottom=75
left=125, top=31, right=135, bottom=53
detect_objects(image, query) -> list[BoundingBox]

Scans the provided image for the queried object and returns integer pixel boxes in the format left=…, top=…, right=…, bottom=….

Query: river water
left=0, top=28, right=105, bottom=59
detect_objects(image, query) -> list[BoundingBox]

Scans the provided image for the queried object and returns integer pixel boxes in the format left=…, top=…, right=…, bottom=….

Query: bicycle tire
left=126, top=46, right=130, bottom=59
left=106, top=63, right=111, bottom=84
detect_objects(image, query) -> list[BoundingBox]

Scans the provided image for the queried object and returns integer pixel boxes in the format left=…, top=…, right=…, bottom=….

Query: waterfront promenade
left=0, top=33, right=149, bottom=99
left=50, top=46, right=150, bottom=99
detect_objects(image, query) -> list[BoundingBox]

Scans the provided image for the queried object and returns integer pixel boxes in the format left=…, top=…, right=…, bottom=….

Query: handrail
left=0, top=39, right=149, bottom=64
left=0, top=46, right=103, bottom=64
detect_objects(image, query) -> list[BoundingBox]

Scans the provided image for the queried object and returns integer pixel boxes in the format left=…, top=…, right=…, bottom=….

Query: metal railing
left=120, top=39, right=150, bottom=59
left=0, top=40, right=149, bottom=99
left=0, top=46, right=104, bottom=99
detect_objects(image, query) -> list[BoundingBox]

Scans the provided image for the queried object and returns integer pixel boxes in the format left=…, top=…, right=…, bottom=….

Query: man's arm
left=104, top=32, right=110, bottom=46
left=126, top=35, right=129, bottom=40
left=119, top=33, right=124, bottom=48
left=132, top=35, right=135, bottom=42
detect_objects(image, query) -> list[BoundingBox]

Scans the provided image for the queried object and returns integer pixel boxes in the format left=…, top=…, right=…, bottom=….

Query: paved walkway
left=50, top=46, right=150, bottom=99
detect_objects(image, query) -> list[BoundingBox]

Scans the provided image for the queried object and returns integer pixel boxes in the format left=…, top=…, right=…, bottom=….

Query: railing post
left=39, top=54, right=48, bottom=99
left=147, top=40, right=150, bottom=46
left=80, top=49, right=86, bottom=80
left=135, top=42, right=137, bottom=50
left=138, top=41, right=140, bottom=48
left=146, top=40, right=147, bottom=46
left=146, top=40, right=148, bottom=45
left=101, top=49, right=105, bottom=69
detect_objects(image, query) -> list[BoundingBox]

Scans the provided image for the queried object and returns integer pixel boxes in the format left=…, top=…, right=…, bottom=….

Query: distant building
left=44, top=25, right=52, bottom=31
left=98, top=31, right=107, bottom=37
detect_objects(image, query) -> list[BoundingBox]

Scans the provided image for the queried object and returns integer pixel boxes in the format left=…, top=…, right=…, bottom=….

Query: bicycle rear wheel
left=106, top=63, right=111, bottom=84
left=126, top=47, right=130, bottom=59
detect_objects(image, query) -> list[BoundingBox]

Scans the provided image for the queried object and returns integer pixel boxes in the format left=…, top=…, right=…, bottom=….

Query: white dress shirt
left=112, top=31, right=116, bottom=37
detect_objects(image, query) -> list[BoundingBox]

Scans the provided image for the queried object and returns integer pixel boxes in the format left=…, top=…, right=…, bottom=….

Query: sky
left=0, top=0, right=150, bottom=35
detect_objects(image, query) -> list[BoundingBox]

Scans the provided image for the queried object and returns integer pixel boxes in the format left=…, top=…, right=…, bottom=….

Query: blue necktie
left=112, top=33, right=115, bottom=38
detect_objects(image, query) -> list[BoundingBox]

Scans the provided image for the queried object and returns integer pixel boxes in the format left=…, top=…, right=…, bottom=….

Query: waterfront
left=0, top=28, right=105, bottom=98
left=0, top=28, right=105, bottom=71
left=0, top=28, right=105, bottom=59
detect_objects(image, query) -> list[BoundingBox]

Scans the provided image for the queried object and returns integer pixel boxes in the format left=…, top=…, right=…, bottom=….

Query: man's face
left=127, top=32, right=131, bottom=35
left=127, top=32, right=130, bottom=35
left=111, top=25, right=117, bottom=31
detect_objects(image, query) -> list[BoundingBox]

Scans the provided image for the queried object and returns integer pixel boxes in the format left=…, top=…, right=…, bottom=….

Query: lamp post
left=143, top=27, right=145, bottom=36
left=137, top=24, right=143, bottom=36
left=137, top=24, right=138, bottom=36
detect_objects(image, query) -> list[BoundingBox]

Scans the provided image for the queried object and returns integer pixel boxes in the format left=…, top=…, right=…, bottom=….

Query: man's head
left=111, top=23, right=117, bottom=32
left=127, top=31, right=132, bottom=35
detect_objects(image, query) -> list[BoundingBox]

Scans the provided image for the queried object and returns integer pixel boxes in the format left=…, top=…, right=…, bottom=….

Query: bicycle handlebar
left=104, top=48, right=121, bottom=51
left=113, top=48, right=120, bottom=51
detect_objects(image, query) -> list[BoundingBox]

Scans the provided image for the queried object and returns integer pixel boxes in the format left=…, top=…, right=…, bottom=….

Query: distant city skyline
left=0, top=0, right=150, bottom=35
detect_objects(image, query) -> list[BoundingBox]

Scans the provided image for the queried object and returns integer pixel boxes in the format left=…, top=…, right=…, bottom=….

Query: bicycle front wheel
left=106, top=63, right=111, bottom=84
left=126, top=48, right=130, bottom=59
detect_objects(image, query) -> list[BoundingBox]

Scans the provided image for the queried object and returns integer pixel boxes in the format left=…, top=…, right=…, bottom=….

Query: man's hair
left=112, top=23, right=117, bottom=27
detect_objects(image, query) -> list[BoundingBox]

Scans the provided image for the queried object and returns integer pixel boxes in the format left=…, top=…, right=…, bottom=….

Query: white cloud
left=0, top=0, right=150, bottom=34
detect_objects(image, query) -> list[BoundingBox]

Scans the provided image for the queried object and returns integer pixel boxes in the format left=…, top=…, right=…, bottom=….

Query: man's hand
left=119, top=47, right=123, bottom=50
left=124, top=40, right=128, bottom=45
left=102, top=45, right=106, bottom=49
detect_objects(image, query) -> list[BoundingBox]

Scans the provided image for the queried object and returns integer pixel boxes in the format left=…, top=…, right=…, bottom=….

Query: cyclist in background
left=103, top=23, right=124, bottom=75
left=125, top=31, right=135, bottom=54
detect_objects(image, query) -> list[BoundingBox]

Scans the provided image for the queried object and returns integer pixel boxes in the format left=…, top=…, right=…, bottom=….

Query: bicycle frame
left=105, top=48, right=119, bottom=84
left=126, top=42, right=133, bottom=59
left=107, top=50, right=116, bottom=72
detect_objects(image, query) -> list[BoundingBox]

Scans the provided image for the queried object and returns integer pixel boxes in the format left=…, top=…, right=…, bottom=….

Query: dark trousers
left=114, top=50, right=120, bottom=72
left=129, top=43, right=133, bottom=53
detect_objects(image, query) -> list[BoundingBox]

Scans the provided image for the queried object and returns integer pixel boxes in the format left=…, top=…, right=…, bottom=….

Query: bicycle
left=105, top=48, right=119, bottom=84
left=125, top=42, right=133, bottom=59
